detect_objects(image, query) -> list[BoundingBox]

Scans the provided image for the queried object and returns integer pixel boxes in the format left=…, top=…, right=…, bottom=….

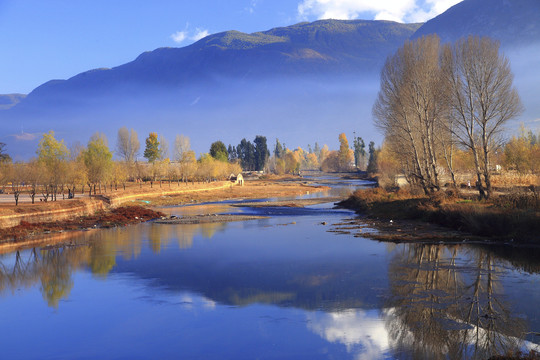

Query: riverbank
left=336, top=187, right=540, bottom=244
left=0, top=177, right=328, bottom=249
left=0, top=205, right=165, bottom=244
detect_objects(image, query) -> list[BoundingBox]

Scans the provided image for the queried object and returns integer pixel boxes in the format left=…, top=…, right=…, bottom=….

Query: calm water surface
left=1, top=176, right=539, bottom=359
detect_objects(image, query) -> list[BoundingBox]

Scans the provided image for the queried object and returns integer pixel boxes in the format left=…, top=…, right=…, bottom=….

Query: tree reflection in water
left=1, top=223, right=538, bottom=359
left=0, top=220, right=225, bottom=307
left=386, top=244, right=527, bottom=359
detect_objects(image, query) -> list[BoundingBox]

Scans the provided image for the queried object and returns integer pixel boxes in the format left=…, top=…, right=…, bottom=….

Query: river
left=0, top=175, right=539, bottom=359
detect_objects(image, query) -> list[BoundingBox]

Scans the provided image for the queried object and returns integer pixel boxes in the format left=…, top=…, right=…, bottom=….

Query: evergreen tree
left=143, top=133, right=160, bottom=163
left=254, top=135, right=270, bottom=171
left=353, top=136, right=365, bottom=169
left=274, top=139, right=284, bottom=159
left=367, top=141, right=378, bottom=174
left=227, top=144, right=237, bottom=162
left=237, top=138, right=256, bottom=170
left=209, top=141, right=228, bottom=162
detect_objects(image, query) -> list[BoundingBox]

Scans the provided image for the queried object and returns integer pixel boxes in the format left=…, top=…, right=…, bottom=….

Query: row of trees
left=263, top=133, right=377, bottom=175
left=0, top=127, right=379, bottom=205
left=0, top=130, right=242, bottom=205
left=373, top=35, right=523, bottom=198
left=225, top=136, right=270, bottom=171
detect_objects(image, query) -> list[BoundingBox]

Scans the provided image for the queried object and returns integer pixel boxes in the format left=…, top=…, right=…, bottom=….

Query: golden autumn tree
left=338, top=133, right=352, bottom=171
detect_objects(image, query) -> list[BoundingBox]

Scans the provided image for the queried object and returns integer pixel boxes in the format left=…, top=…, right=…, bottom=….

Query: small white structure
left=229, top=173, right=244, bottom=186
left=394, top=174, right=408, bottom=188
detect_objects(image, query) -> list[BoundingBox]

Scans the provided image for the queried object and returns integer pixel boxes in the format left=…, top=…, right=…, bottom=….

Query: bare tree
left=443, top=36, right=523, bottom=199
left=116, top=127, right=140, bottom=163
left=437, top=115, right=458, bottom=188
left=174, top=134, right=191, bottom=162
left=26, top=159, right=41, bottom=203
left=373, top=35, right=447, bottom=194
left=159, top=135, right=169, bottom=160
left=6, top=162, right=25, bottom=206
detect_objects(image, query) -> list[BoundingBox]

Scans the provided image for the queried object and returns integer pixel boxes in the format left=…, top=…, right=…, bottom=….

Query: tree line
left=373, top=35, right=524, bottom=198
left=0, top=129, right=243, bottom=205
left=0, top=127, right=378, bottom=205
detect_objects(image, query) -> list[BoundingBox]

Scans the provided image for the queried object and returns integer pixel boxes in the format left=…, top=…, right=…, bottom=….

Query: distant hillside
left=413, top=0, right=540, bottom=45
left=2, top=2, right=540, bottom=161
left=20, top=20, right=419, bottom=107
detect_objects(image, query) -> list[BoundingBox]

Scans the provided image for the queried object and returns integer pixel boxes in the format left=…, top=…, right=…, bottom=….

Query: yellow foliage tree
left=504, top=126, right=540, bottom=174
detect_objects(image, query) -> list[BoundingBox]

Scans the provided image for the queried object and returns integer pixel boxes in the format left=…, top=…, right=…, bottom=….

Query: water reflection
left=308, top=309, right=390, bottom=360
left=386, top=244, right=533, bottom=359
left=0, top=220, right=231, bottom=307
left=1, top=207, right=539, bottom=358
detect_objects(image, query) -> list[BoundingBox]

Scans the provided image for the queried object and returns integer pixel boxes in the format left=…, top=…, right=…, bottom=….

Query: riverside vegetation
left=339, top=34, right=539, bottom=245
left=0, top=129, right=368, bottom=207
left=338, top=185, right=539, bottom=243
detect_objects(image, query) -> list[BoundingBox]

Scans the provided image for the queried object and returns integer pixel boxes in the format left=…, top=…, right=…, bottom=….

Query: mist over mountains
left=2, top=0, right=540, bottom=160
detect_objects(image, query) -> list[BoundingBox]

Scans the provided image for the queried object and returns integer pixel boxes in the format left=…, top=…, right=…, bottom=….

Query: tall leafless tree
left=442, top=36, right=523, bottom=199
left=373, top=35, right=447, bottom=194
left=116, top=127, right=140, bottom=163
left=174, top=134, right=191, bottom=162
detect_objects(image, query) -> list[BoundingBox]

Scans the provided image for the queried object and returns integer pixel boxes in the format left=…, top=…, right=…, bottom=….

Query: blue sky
left=0, top=0, right=462, bottom=94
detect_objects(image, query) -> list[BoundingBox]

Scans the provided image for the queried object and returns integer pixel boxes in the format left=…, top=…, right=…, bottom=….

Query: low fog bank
left=0, top=75, right=381, bottom=161
left=2, top=40, right=537, bottom=162
left=506, top=43, right=540, bottom=133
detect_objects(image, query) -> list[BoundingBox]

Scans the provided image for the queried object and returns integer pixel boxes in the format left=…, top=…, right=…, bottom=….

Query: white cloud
left=11, top=132, right=38, bottom=141
left=192, top=28, right=209, bottom=41
left=307, top=309, right=391, bottom=360
left=171, top=31, right=187, bottom=43
left=297, top=0, right=463, bottom=23
left=246, top=0, right=259, bottom=14
left=170, top=26, right=210, bottom=44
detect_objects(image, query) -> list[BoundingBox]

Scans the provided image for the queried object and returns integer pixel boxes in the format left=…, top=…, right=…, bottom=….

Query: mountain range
left=2, top=0, right=540, bottom=160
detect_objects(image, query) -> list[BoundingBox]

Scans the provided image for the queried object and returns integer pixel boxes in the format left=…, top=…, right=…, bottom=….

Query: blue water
left=0, top=176, right=539, bottom=359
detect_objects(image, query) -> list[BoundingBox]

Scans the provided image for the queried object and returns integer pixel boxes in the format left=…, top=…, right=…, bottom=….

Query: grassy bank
left=337, top=187, right=540, bottom=243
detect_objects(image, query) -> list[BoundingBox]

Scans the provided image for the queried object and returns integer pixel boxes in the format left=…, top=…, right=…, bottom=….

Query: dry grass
left=491, top=172, right=540, bottom=187
left=339, top=187, right=540, bottom=242
left=492, top=186, right=540, bottom=211
left=0, top=179, right=327, bottom=214
left=0, top=199, right=91, bottom=216
left=431, top=203, right=540, bottom=239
